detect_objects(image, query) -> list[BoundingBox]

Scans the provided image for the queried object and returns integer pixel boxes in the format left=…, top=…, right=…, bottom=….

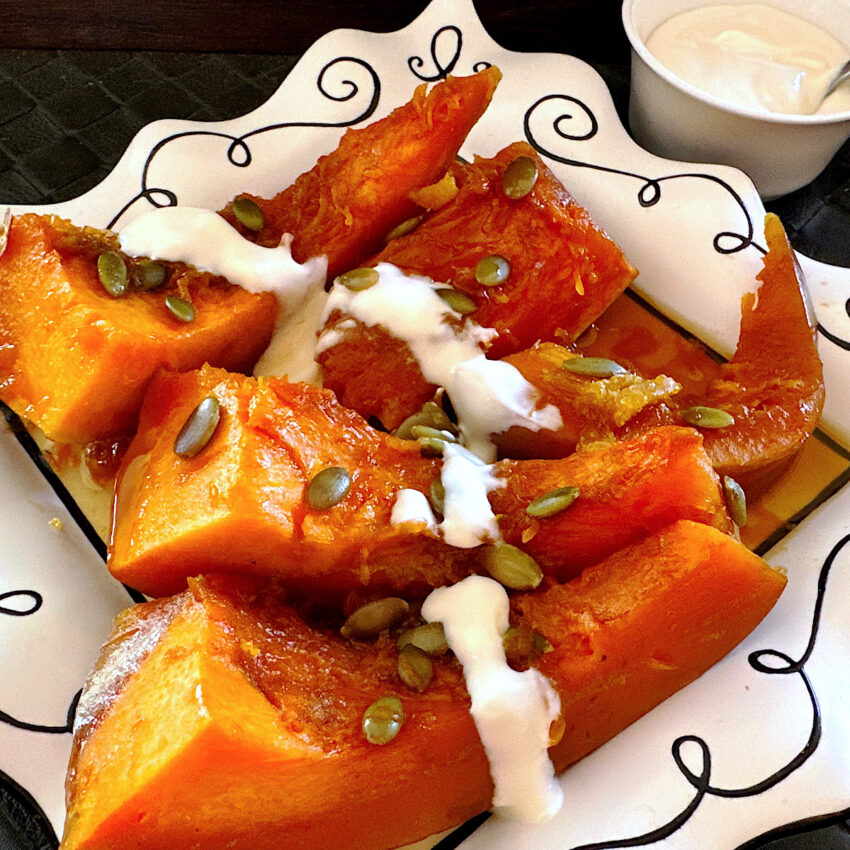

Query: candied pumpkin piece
left=108, top=360, right=730, bottom=596
left=0, top=214, right=276, bottom=443
left=697, top=213, right=824, bottom=497
left=515, top=519, right=787, bottom=771
left=504, top=215, right=825, bottom=498
left=219, top=67, right=501, bottom=280
left=318, top=141, right=638, bottom=429
left=65, top=523, right=785, bottom=850
left=493, top=426, right=733, bottom=583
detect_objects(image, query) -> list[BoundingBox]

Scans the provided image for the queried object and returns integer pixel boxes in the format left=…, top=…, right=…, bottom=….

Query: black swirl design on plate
left=0, top=767, right=58, bottom=850
left=523, top=93, right=760, bottom=257
left=559, top=534, right=847, bottom=850
left=408, top=24, right=491, bottom=81
left=107, top=55, right=381, bottom=229
left=0, top=587, right=81, bottom=735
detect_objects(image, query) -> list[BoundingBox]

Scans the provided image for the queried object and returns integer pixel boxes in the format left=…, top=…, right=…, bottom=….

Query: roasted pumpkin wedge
left=64, top=521, right=785, bottom=850
left=107, top=363, right=732, bottom=596
left=504, top=214, right=825, bottom=498
left=318, top=142, right=638, bottom=429
left=219, top=67, right=501, bottom=280
left=0, top=214, right=276, bottom=443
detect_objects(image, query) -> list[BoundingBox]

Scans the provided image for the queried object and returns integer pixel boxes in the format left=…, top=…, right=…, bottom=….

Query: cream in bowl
left=622, top=0, right=850, bottom=198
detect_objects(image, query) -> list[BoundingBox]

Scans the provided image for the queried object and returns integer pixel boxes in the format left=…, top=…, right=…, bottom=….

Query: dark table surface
left=0, top=6, right=848, bottom=850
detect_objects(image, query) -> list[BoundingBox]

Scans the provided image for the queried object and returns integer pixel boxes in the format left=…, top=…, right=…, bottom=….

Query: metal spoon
left=820, top=58, right=850, bottom=105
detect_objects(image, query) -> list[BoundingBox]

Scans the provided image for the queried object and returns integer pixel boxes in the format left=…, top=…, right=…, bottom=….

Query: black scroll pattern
left=408, top=24, right=491, bottom=81
left=107, top=55, right=381, bottom=229
left=555, top=534, right=849, bottom=850
left=0, top=590, right=81, bottom=735
left=523, top=92, right=850, bottom=352
left=523, top=93, right=760, bottom=257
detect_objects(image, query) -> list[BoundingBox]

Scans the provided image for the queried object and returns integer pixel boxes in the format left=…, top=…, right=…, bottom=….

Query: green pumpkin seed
left=436, top=288, right=476, bottom=315
left=418, top=436, right=446, bottom=458
left=164, top=295, right=195, bottom=322
left=562, top=357, right=628, bottom=378
left=174, top=396, right=221, bottom=458
left=502, top=155, right=539, bottom=199
left=526, top=485, right=580, bottom=518
left=338, top=267, right=379, bottom=292
left=394, top=402, right=457, bottom=440
left=136, top=259, right=167, bottom=290
left=429, top=478, right=445, bottom=515
left=410, top=424, right=457, bottom=443
left=474, top=254, right=510, bottom=287
left=502, top=625, right=552, bottom=667
left=481, top=543, right=543, bottom=590
left=385, top=215, right=422, bottom=242
left=340, top=597, right=409, bottom=640
left=397, top=644, right=433, bottom=692
left=232, top=197, right=265, bottom=231
left=306, top=466, right=351, bottom=510
left=362, top=695, right=405, bottom=745
left=97, top=251, right=129, bottom=297
left=680, top=405, right=735, bottom=429
left=397, top=621, right=449, bottom=656
left=723, top=475, right=747, bottom=527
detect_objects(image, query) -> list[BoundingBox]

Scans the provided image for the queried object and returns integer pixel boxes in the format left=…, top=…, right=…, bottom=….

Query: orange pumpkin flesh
left=318, top=142, right=638, bottom=429
left=219, top=67, right=502, bottom=281
left=0, top=214, right=276, bottom=443
left=63, top=521, right=785, bottom=850
left=107, top=363, right=731, bottom=597
left=504, top=214, right=825, bottom=498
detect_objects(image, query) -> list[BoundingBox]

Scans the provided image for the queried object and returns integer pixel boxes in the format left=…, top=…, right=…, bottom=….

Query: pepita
left=417, top=435, right=446, bottom=458
left=436, top=288, right=476, bottom=315
left=502, top=625, right=552, bottom=667
left=680, top=405, right=735, bottom=429
left=526, top=485, right=580, bottom=518
left=136, top=259, right=167, bottom=290
left=723, top=475, right=748, bottom=527
left=338, top=267, right=379, bottom=291
left=232, top=197, right=265, bottom=231
left=562, top=356, right=628, bottom=378
left=474, top=254, right=510, bottom=287
left=165, top=295, right=195, bottom=323
left=174, top=396, right=221, bottom=459
left=97, top=251, right=129, bottom=297
left=410, top=424, right=457, bottom=443
left=394, top=401, right=457, bottom=440
left=397, top=644, right=433, bottom=692
left=362, top=695, right=405, bottom=745
left=340, top=597, right=409, bottom=640
left=502, top=155, right=539, bottom=199
left=429, top=478, right=445, bottom=515
left=306, top=466, right=351, bottom=510
left=481, top=543, right=543, bottom=590
left=385, top=215, right=422, bottom=242
left=397, top=621, right=449, bottom=656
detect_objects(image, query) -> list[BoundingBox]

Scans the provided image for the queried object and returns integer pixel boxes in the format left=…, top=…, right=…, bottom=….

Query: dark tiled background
left=0, top=48, right=847, bottom=268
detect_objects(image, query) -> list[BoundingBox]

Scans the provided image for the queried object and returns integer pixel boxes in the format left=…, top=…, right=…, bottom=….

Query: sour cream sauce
left=646, top=4, right=850, bottom=115
left=318, top=262, right=561, bottom=462
left=119, top=206, right=329, bottom=383
left=422, top=576, right=563, bottom=822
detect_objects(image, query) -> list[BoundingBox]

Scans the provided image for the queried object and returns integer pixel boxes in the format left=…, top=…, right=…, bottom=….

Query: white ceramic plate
left=2, top=1, right=850, bottom=847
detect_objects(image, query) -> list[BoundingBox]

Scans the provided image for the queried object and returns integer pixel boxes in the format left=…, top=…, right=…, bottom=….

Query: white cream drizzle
left=318, top=262, right=561, bottom=461
left=422, top=575, right=563, bottom=822
left=118, top=206, right=329, bottom=383
left=437, top=443, right=503, bottom=548
left=390, top=488, right=438, bottom=531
